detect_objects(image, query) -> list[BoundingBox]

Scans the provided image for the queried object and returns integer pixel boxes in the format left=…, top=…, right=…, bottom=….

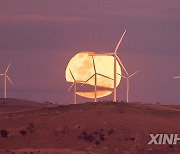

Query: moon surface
left=65, top=51, right=122, bottom=99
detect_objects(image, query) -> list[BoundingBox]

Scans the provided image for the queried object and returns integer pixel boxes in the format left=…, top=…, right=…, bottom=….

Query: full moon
left=65, top=51, right=122, bottom=99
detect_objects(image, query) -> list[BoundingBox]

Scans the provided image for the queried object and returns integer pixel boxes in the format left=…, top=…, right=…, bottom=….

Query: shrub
left=95, top=140, right=100, bottom=145
left=28, top=123, right=34, bottom=134
left=99, top=133, right=105, bottom=141
left=0, top=130, right=8, bottom=137
left=79, top=131, right=95, bottom=143
left=108, top=129, right=114, bottom=135
left=20, top=130, right=27, bottom=136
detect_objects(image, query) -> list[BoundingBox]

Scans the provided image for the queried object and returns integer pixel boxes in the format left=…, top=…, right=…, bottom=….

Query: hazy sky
left=0, top=0, right=179, bottom=104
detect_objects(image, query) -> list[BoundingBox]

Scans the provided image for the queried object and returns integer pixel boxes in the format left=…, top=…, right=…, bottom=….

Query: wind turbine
left=0, top=63, right=13, bottom=98
left=68, top=69, right=84, bottom=104
left=90, top=30, right=129, bottom=102
left=82, top=56, right=113, bottom=102
left=174, top=76, right=180, bottom=79
left=117, top=71, right=138, bottom=103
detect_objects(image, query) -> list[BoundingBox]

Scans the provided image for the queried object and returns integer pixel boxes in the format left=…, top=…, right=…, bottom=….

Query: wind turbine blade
left=81, top=74, right=95, bottom=86
left=5, top=63, right=11, bottom=73
left=89, top=53, right=113, bottom=56
left=97, top=73, right=113, bottom=80
left=92, top=53, right=113, bottom=56
left=114, top=30, right=127, bottom=54
left=69, top=69, right=76, bottom=81
left=6, top=75, right=13, bottom=85
left=128, top=71, right=139, bottom=78
left=76, top=80, right=85, bottom=83
left=116, top=55, right=129, bottom=76
left=68, top=82, right=75, bottom=91
left=174, top=76, right=180, bottom=79
left=92, top=56, right=96, bottom=73
left=0, top=74, right=4, bottom=76
left=117, top=73, right=127, bottom=78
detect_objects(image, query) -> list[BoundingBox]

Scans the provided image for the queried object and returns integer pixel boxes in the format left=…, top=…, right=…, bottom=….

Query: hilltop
left=0, top=100, right=180, bottom=153
left=0, top=98, right=55, bottom=114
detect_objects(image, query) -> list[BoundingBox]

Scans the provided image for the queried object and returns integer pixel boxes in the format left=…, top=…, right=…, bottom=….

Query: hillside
left=0, top=98, right=55, bottom=114
left=0, top=101, right=180, bottom=153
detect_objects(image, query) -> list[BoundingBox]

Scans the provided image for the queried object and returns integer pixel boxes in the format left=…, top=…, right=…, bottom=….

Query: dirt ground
left=0, top=99, right=180, bottom=153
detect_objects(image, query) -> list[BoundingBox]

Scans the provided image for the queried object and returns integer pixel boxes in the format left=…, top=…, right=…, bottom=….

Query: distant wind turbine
left=174, top=76, right=180, bottom=79
left=0, top=63, right=13, bottom=98
left=117, top=71, right=138, bottom=103
left=82, top=56, right=113, bottom=102
left=90, top=30, right=129, bottom=102
left=68, top=69, right=84, bottom=104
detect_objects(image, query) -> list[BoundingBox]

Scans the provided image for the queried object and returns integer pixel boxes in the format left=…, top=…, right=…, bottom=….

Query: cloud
left=107, top=2, right=180, bottom=21
left=0, top=14, right=88, bottom=23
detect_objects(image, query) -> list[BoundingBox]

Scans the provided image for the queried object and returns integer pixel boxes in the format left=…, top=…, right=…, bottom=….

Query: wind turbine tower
left=82, top=56, right=113, bottom=102
left=90, top=30, right=129, bottom=102
left=0, top=63, right=13, bottom=98
left=68, top=69, right=84, bottom=104
left=117, top=71, right=138, bottom=102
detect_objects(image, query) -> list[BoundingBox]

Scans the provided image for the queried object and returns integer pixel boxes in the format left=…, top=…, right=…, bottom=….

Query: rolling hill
left=0, top=100, right=180, bottom=153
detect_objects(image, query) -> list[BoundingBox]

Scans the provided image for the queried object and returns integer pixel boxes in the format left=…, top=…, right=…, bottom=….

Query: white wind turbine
left=174, top=76, right=180, bottom=79
left=82, top=56, right=113, bottom=102
left=117, top=71, right=138, bottom=103
left=68, top=69, right=84, bottom=104
left=0, top=63, right=13, bottom=98
left=90, top=30, right=129, bottom=102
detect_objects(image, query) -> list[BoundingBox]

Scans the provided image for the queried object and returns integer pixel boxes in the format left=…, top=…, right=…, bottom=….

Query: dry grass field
left=0, top=99, right=180, bottom=153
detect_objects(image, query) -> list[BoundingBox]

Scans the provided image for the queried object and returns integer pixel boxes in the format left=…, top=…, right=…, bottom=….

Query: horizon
left=0, top=0, right=179, bottom=104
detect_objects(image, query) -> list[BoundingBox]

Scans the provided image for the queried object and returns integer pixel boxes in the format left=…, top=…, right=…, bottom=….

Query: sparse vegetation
left=169, top=144, right=173, bottom=149
left=28, top=123, right=35, bottom=134
left=108, top=129, right=114, bottom=135
left=78, top=129, right=113, bottom=145
left=20, top=130, right=27, bottom=136
left=0, top=129, right=8, bottom=137
left=130, top=137, right=136, bottom=141
left=99, top=132, right=105, bottom=141
left=95, top=140, right=100, bottom=145
left=0, top=101, right=179, bottom=153
left=120, top=100, right=126, bottom=103
left=19, top=123, right=35, bottom=136
left=79, top=131, right=95, bottom=143
left=125, top=137, right=136, bottom=141
left=156, top=102, right=161, bottom=105
left=44, top=101, right=50, bottom=104
left=62, top=126, right=70, bottom=134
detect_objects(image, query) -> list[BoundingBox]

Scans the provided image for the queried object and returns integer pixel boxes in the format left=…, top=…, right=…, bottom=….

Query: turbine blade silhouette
left=128, top=71, right=139, bottom=78
left=117, top=73, right=127, bottom=78
left=5, top=63, right=11, bottom=73
left=81, top=74, right=95, bottom=86
left=91, top=53, right=113, bottom=56
left=87, top=30, right=127, bottom=102
left=6, top=75, right=13, bottom=85
left=0, top=63, right=13, bottom=98
left=92, top=56, right=96, bottom=73
left=69, top=69, right=76, bottom=81
left=116, top=55, right=129, bottom=76
left=68, top=69, right=78, bottom=104
left=114, top=30, right=127, bottom=54
left=96, top=73, right=113, bottom=80
left=117, top=71, right=138, bottom=102
left=68, top=82, right=75, bottom=92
